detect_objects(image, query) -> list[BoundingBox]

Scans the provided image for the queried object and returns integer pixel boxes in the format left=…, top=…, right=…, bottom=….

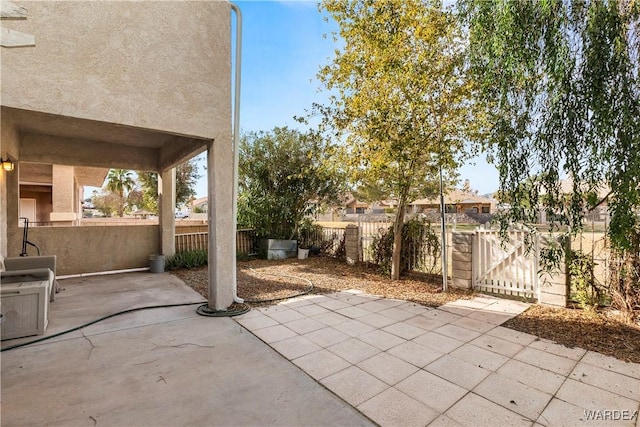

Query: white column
left=207, top=139, right=234, bottom=310
left=158, top=168, right=176, bottom=257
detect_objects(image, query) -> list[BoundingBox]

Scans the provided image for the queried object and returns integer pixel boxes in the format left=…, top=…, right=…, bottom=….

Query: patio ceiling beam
left=20, top=132, right=159, bottom=171
left=158, top=136, right=208, bottom=172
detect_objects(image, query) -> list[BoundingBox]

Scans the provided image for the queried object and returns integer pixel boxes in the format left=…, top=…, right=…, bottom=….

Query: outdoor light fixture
left=1, top=157, right=14, bottom=172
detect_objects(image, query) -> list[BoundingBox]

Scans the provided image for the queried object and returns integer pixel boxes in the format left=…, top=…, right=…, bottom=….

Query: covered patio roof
left=6, top=106, right=209, bottom=173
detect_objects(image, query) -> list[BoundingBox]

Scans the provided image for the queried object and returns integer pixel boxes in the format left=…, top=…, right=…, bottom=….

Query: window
left=482, top=206, right=490, bottom=213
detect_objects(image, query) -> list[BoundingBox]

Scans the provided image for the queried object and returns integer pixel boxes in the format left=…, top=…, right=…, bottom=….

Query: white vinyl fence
left=473, top=230, right=539, bottom=299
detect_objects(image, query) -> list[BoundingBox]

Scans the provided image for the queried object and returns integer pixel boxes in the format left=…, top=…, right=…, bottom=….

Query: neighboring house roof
left=411, top=189, right=495, bottom=206
left=190, top=197, right=208, bottom=207
left=558, top=177, right=610, bottom=202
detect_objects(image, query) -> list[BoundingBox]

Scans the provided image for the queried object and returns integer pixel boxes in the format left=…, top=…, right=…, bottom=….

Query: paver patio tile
left=320, top=366, right=388, bottom=406
left=444, top=393, right=532, bottom=427
left=466, top=309, right=514, bottom=325
left=387, top=341, right=444, bottom=368
left=536, top=397, right=589, bottom=427
left=295, top=303, right=330, bottom=317
left=317, top=299, right=353, bottom=311
left=234, top=308, right=264, bottom=320
left=303, top=326, right=350, bottom=348
left=292, top=349, right=351, bottom=380
left=529, top=337, right=587, bottom=360
left=423, top=308, right=463, bottom=323
left=569, top=361, right=640, bottom=401
left=378, top=307, right=418, bottom=322
left=396, top=302, right=434, bottom=315
left=235, top=313, right=279, bottom=330
left=358, top=387, right=439, bottom=427
left=332, top=318, right=377, bottom=337
left=279, top=297, right=313, bottom=309
left=264, top=308, right=306, bottom=324
left=404, top=315, right=448, bottom=331
left=283, top=317, right=326, bottom=334
left=336, top=306, right=371, bottom=319
left=514, top=347, right=578, bottom=376
left=332, top=294, right=375, bottom=305
left=433, top=324, right=482, bottom=343
left=470, top=334, right=524, bottom=358
left=271, top=335, right=322, bottom=360
left=257, top=304, right=293, bottom=313
left=497, top=359, right=566, bottom=395
left=427, top=414, right=465, bottom=427
left=327, top=337, right=381, bottom=364
left=486, top=326, right=538, bottom=346
left=358, top=300, right=392, bottom=313
left=396, top=369, right=467, bottom=412
left=358, top=313, right=398, bottom=328
left=581, top=351, right=640, bottom=380
left=556, top=378, right=640, bottom=414
left=358, top=329, right=406, bottom=350
left=435, top=305, right=473, bottom=317
left=357, top=352, right=418, bottom=385
left=374, top=298, right=406, bottom=308
left=413, top=331, right=464, bottom=353
left=313, top=311, right=349, bottom=326
left=382, top=322, right=426, bottom=340
left=450, top=343, right=509, bottom=371
left=426, top=355, right=492, bottom=389
left=473, top=373, right=553, bottom=421
left=451, top=316, right=496, bottom=333
left=300, top=294, right=332, bottom=304
left=250, top=324, right=298, bottom=344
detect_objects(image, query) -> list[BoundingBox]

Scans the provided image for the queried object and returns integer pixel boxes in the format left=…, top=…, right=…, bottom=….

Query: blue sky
left=193, top=0, right=499, bottom=198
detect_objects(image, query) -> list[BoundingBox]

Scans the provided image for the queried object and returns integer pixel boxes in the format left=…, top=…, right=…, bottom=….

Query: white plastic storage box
left=1, top=280, right=50, bottom=340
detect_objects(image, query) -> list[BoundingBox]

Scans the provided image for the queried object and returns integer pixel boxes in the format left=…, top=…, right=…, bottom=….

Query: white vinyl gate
left=473, top=230, right=540, bottom=300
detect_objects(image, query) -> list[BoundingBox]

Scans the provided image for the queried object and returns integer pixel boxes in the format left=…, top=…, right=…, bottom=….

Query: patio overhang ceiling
left=6, top=106, right=210, bottom=172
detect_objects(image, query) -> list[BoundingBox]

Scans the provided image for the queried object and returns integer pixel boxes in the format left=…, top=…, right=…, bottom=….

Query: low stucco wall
left=8, top=225, right=160, bottom=275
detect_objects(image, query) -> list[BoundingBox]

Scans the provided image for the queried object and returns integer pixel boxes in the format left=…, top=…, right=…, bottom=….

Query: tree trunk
left=390, top=201, right=406, bottom=280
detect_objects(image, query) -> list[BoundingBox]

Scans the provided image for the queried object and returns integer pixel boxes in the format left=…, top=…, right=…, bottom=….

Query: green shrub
left=569, top=250, right=606, bottom=310
left=371, top=217, right=440, bottom=275
left=166, top=249, right=208, bottom=270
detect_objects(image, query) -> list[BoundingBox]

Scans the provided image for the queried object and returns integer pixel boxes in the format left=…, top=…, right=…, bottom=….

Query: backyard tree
left=318, top=0, right=480, bottom=280
left=137, top=157, right=202, bottom=212
left=105, top=169, right=136, bottom=217
left=459, top=0, right=639, bottom=316
left=238, top=126, right=344, bottom=240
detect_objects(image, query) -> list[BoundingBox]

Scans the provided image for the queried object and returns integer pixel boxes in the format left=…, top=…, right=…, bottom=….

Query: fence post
left=344, top=224, right=360, bottom=265
left=538, top=235, right=570, bottom=307
left=451, top=231, right=474, bottom=289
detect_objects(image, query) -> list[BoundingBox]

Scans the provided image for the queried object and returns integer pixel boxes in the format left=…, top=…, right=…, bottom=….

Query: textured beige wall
left=11, top=225, right=161, bottom=275
left=1, top=111, right=21, bottom=258
left=1, top=0, right=231, bottom=140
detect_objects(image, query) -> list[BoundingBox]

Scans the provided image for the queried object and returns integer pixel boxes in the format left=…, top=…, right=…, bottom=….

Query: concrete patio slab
left=1, top=273, right=373, bottom=427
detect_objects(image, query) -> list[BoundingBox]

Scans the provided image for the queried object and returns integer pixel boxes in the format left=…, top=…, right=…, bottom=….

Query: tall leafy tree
left=238, top=127, right=344, bottom=240
left=105, top=169, right=136, bottom=217
left=458, top=0, right=640, bottom=253
left=137, top=158, right=202, bottom=212
left=318, top=0, right=480, bottom=279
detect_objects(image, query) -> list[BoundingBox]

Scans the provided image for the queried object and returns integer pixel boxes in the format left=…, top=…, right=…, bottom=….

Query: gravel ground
left=171, top=256, right=640, bottom=363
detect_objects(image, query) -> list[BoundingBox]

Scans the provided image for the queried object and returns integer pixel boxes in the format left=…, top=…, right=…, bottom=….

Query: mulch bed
left=171, top=256, right=640, bottom=364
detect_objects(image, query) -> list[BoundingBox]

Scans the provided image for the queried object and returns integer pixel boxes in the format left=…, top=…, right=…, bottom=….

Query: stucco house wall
left=1, top=0, right=230, bottom=140
left=1, top=1, right=233, bottom=285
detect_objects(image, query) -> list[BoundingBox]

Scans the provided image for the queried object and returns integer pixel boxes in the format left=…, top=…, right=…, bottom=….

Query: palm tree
left=106, top=169, right=135, bottom=217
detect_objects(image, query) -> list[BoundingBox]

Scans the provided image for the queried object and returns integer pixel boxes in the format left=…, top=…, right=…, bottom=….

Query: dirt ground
left=171, top=256, right=640, bottom=364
